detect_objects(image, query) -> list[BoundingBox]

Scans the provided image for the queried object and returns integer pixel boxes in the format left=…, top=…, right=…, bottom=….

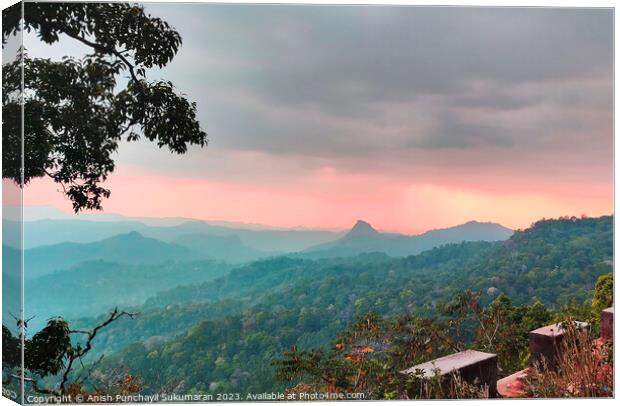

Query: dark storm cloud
left=117, top=4, right=612, bottom=180
left=230, top=6, right=612, bottom=106
left=415, top=111, right=515, bottom=149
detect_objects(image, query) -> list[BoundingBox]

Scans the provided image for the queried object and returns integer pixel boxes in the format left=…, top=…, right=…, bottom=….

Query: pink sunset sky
left=22, top=5, right=613, bottom=234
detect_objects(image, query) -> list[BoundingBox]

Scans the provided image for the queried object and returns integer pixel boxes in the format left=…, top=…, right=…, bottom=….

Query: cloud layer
left=24, top=5, right=613, bottom=231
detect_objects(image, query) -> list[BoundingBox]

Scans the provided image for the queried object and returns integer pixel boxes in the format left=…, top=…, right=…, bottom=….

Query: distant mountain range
left=7, top=216, right=515, bottom=329
left=21, top=229, right=296, bottom=279
left=24, top=232, right=203, bottom=279
left=11, top=214, right=515, bottom=278
left=4, top=218, right=344, bottom=252
left=303, top=219, right=514, bottom=258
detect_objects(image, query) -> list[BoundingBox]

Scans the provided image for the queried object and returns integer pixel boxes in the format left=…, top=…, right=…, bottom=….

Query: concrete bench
left=401, top=349, right=497, bottom=397
left=529, top=321, right=589, bottom=370
left=601, top=307, right=613, bottom=341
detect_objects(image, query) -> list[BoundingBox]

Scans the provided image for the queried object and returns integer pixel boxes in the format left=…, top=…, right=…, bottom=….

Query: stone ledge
left=400, top=349, right=498, bottom=396
left=401, top=350, right=495, bottom=377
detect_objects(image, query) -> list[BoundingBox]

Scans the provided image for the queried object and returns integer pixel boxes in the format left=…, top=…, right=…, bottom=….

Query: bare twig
left=60, top=308, right=138, bottom=392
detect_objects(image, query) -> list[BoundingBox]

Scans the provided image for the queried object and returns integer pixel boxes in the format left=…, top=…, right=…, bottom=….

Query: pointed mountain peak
left=348, top=220, right=379, bottom=236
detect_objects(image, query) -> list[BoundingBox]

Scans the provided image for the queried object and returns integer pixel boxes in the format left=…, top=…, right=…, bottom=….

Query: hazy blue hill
left=412, top=220, right=514, bottom=250
left=14, top=218, right=343, bottom=252
left=173, top=234, right=269, bottom=263
left=2, top=245, right=21, bottom=332
left=15, top=219, right=151, bottom=248
left=145, top=224, right=344, bottom=253
left=2, top=218, right=21, bottom=248
left=24, top=232, right=203, bottom=279
left=25, top=259, right=233, bottom=330
left=303, top=219, right=513, bottom=258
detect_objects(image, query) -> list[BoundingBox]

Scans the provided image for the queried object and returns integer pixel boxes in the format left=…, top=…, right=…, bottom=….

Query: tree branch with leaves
left=2, top=2, right=208, bottom=212
left=2, top=308, right=137, bottom=396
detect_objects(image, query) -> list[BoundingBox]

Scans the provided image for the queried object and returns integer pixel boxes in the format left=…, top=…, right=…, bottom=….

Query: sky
left=23, top=4, right=613, bottom=234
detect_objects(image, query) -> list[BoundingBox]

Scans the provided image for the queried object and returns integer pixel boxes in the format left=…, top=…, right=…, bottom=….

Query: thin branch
left=63, top=31, right=141, bottom=85
left=60, top=308, right=138, bottom=392
left=25, top=14, right=143, bottom=86
left=68, top=329, right=91, bottom=335
left=118, top=116, right=142, bottom=139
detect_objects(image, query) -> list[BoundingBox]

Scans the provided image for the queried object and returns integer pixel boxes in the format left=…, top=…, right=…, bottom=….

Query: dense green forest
left=76, top=216, right=612, bottom=395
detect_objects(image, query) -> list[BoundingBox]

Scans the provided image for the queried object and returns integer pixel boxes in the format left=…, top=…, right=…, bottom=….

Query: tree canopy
left=2, top=2, right=207, bottom=211
left=2, top=309, right=137, bottom=396
left=592, top=272, right=613, bottom=316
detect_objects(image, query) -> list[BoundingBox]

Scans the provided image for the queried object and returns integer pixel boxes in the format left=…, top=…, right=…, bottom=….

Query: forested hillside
left=24, top=232, right=204, bottom=278
left=26, top=260, right=232, bottom=327
left=84, top=216, right=612, bottom=395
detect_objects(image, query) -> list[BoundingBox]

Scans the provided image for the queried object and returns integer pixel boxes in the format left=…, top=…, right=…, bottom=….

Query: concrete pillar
left=601, top=307, right=613, bottom=341
left=528, top=321, right=588, bottom=370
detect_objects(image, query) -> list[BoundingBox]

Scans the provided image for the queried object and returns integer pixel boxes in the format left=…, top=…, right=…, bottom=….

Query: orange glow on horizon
left=22, top=165, right=613, bottom=234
